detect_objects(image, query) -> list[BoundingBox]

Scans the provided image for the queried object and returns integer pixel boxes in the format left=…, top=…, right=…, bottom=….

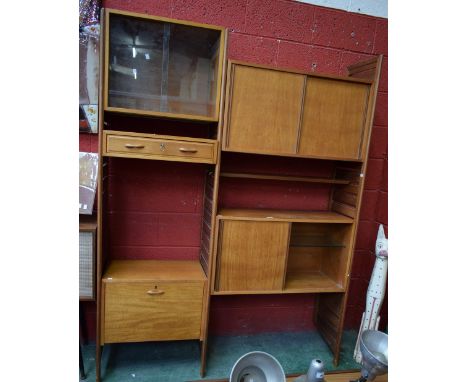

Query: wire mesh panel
left=80, top=231, right=95, bottom=299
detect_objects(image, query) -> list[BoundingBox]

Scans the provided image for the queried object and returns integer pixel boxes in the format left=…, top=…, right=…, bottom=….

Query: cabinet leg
left=96, top=345, right=102, bottom=382
left=200, top=340, right=208, bottom=377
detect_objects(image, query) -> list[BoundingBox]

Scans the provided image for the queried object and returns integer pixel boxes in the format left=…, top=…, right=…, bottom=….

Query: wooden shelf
left=102, top=260, right=206, bottom=283
left=220, top=172, right=350, bottom=185
left=284, top=271, right=344, bottom=293
left=290, top=243, right=345, bottom=249
left=217, top=208, right=354, bottom=224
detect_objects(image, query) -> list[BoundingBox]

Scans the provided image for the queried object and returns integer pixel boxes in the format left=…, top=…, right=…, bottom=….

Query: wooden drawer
left=103, top=280, right=205, bottom=343
left=103, top=130, right=217, bottom=164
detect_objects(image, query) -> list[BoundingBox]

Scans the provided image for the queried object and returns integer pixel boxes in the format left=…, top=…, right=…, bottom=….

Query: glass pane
left=108, top=14, right=220, bottom=118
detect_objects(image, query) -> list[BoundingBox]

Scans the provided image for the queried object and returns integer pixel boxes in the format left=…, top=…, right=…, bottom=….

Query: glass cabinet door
left=106, top=11, right=223, bottom=121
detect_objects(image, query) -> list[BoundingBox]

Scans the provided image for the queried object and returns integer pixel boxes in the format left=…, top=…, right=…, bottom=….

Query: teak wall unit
left=96, top=9, right=226, bottom=382
left=212, top=58, right=382, bottom=369
left=95, top=8, right=382, bottom=380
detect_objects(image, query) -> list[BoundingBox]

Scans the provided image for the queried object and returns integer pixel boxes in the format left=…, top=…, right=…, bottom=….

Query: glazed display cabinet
left=104, top=9, right=224, bottom=121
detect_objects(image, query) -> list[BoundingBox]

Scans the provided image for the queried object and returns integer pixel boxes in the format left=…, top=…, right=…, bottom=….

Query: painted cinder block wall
left=79, top=0, right=388, bottom=340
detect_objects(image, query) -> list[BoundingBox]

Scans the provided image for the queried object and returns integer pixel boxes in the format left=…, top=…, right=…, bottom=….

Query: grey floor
left=80, top=330, right=361, bottom=382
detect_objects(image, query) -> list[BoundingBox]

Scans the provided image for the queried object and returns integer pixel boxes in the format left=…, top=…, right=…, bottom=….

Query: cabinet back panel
left=104, top=113, right=214, bottom=139
left=221, top=152, right=336, bottom=178
left=218, top=178, right=331, bottom=211
left=106, top=158, right=206, bottom=260
left=299, top=78, right=369, bottom=159
left=225, top=65, right=304, bottom=154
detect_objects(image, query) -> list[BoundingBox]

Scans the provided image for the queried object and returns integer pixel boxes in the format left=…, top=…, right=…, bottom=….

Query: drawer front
left=105, top=134, right=216, bottom=164
left=103, top=281, right=204, bottom=343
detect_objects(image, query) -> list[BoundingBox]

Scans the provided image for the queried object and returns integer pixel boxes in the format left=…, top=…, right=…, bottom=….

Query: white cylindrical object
left=306, top=359, right=325, bottom=382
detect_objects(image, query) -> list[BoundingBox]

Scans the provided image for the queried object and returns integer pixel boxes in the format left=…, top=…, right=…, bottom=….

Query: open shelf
left=220, top=172, right=350, bottom=185
left=284, top=271, right=344, bottom=293
left=283, top=223, right=352, bottom=293
left=217, top=208, right=353, bottom=223
left=102, top=260, right=206, bottom=282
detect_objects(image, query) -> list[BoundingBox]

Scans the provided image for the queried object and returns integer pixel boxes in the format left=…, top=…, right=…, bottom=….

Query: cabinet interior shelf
left=211, top=271, right=344, bottom=295
left=284, top=271, right=344, bottom=293
left=289, top=243, right=345, bottom=248
left=102, top=259, right=206, bottom=282
left=220, top=172, right=351, bottom=185
left=217, top=208, right=354, bottom=224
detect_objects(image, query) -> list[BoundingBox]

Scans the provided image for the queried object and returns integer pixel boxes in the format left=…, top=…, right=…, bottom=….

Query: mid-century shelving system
left=95, top=8, right=382, bottom=381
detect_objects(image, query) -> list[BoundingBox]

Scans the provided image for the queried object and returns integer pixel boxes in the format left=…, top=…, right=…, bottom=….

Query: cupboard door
left=215, top=220, right=290, bottom=292
left=224, top=64, right=304, bottom=155
left=103, top=281, right=204, bottom=343
left=298, top=77, right=370, bottom=160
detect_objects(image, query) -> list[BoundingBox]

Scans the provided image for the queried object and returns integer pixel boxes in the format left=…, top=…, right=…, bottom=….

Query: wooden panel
left=102, top=260, right=206, bottom=282
left=216, top=220, right=290, bottom=292
left=299, top=78, right=369, bottom=160
left=200, top=171, right=215, bottom=275
left=103, top=280, right=204, bottom=343
left=104, top=130, right=217, bottom=164
left=316, top=293, right=347, bottom=365
left=218, top=208, right=353, bottom=224
left=224, top=64, right=304, bottom=155
left=220, top=172, right=350, bottom=185
left=331, top=202, right=356, bottom=219
left=284, top=271, right=344, bottom=293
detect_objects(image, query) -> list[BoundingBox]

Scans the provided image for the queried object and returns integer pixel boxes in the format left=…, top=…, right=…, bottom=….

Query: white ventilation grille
left=79, top=231, right=94, bottom=298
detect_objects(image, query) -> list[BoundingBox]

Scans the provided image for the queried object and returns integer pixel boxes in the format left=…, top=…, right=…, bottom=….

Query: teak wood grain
left=217, top=208, right=354, bottom=224
left=298, top=78, right=370, bottom=160
left=102, top=260, right=206, bottom=282
left=102, top=280, right=204, bottom=343
left=215, top=220, right=290, bottom=292
left=224, top=63, right=304, bottom=155
left=103, top=130, right=218, bottom=164
left=220, top=172, right=350, bottom=185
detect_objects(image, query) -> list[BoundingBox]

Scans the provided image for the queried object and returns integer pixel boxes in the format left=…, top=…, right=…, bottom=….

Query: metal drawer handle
left=179, top=148, right=198, bottom=153
left=147, top=289, right=164, bottom=295
left=125, top=143, right=145, bottom=149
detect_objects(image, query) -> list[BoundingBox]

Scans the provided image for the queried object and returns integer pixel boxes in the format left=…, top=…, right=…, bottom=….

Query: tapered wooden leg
left=200, top=340, right=208, bottom=377
left=96, top=345, right=102, bottom=382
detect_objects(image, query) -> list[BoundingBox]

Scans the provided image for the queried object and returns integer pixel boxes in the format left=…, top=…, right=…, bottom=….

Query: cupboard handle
left=179, top=148, right=198, bottom=153
left=125, top=143, right=145, bottom=149
left=147, top=289, right=164, bottom=295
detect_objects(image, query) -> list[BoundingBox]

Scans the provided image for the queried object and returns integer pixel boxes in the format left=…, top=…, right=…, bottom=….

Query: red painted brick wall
left=80, top=0, right=388, bottom=340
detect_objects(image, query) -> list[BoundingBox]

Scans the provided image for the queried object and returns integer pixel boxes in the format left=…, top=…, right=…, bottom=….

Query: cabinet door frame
left=222, top=60, right=373, bottom=161
left=222, top=61, right=305, bottom=155
left=212, top=218, right=291, bottom=294
left=298, top=77, right=370, bottom=160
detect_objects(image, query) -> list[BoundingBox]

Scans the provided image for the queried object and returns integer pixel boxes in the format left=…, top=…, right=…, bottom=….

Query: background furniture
left=80, top=215, right=97, bottom=380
